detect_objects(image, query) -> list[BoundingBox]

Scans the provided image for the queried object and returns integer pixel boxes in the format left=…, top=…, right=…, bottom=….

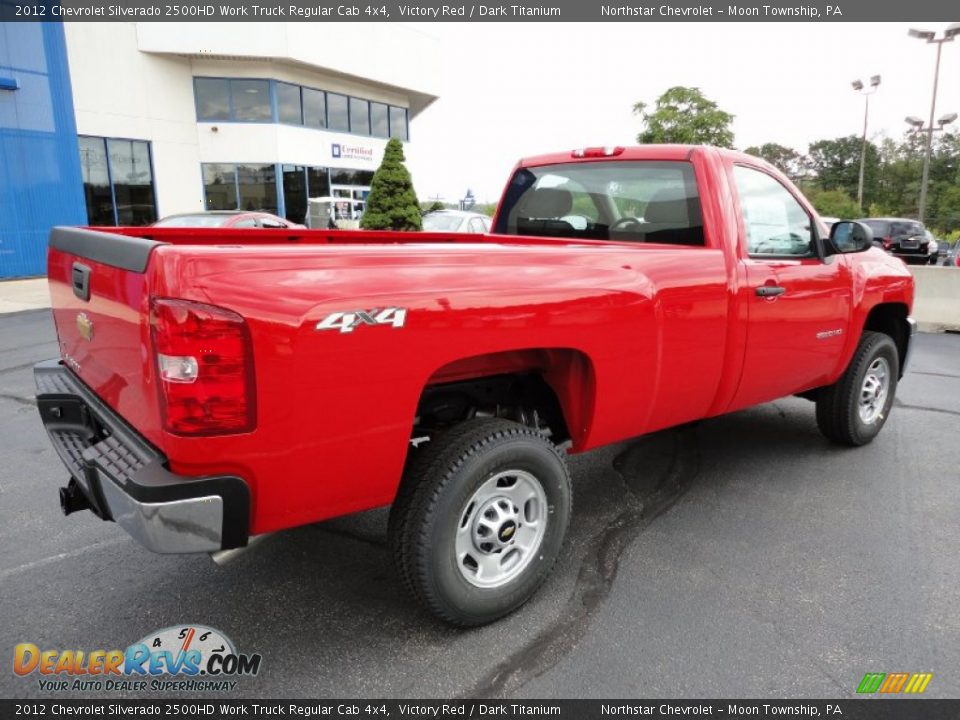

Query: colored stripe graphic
left=880, top=672, right=909, bottom=693
left=857, top=673, right=885, bottom=693
left=904, top=673, right=933, bottom=694
left=857, top=672, right=932, bottom=694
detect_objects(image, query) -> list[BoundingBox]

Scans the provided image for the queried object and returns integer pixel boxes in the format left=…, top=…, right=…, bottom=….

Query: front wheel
left=388, top=418, right=572, bottom=626
left=816, top=331, right=900, bottom=446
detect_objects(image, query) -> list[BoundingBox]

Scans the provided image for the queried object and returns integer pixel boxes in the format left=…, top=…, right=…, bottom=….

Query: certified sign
left=332, top=143, right=375, bottom=162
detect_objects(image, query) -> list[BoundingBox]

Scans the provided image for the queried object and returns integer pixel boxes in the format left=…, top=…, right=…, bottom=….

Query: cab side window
left=733, top=166, right=815, bottom=258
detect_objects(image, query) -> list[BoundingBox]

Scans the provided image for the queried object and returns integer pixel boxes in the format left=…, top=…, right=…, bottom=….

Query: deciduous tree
left=633, top=87, right=735, bottom=148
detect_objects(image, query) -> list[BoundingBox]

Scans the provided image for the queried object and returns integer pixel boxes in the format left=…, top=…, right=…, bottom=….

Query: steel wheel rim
left=455, top=469, right=548, bottom=589
left=859, top=357, right=890, bottom=425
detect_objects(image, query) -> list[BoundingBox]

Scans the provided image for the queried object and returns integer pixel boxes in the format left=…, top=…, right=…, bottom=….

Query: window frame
left=275, top=81, right=304, bottom=126
left=389, top=105, right=409, bottom=141
left=370, top=101, right=390, bottom=139
left=301, top=86, right=328, bottom=129
left=731, top=162, right=825, bottom=262
left=192, top=76, right=411, bottom=141
left=78, top=135, right=158, bottom=226
left=494, top=159, right=710, bottom=248
left=326, top=92, right=351, bottom=133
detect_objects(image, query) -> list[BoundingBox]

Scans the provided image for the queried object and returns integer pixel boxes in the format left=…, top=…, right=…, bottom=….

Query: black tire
left=816, top=331, right=899, bottom=446
left=388, top=418, right=572, bottom=626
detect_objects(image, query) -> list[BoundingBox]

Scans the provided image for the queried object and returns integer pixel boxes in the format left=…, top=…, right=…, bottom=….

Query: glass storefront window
left=331, top=170, right=374, bottom=187
left=307, top=166, right=331, bottom=199
left=231, top=80, right=272, bottom=122
left=78, top=136, right=115, bottom=225
left=202, top=164, right=239, bottom=210
left=194, top=78, right=230, bottom=121
left=370, top=103, right=389, bottom=138
left=303, top=88, right=326, bottom=129
left=78, top=136, right=157, bottom=226
left=277, top=82, right=302, bottom=125
left=282, top=165, right=307, bottom=224
left=327, top=93, right=350, bottom=132
left=108, top=138, right=157, bottom=225
left=349, top=97, right=370, bottom=135
left=193, top=77, right=410, bottom=141
left=389, top=106, right=408, bottom=141
left=237, top=164, right=277, bottom=213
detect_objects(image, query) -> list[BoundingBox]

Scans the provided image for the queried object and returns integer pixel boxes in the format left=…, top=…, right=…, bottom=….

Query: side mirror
left=829, top=220, right=874, bottom=253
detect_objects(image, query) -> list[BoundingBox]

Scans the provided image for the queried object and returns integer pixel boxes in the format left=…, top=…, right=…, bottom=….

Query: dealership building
left=0, top=22, right=440, bottom=278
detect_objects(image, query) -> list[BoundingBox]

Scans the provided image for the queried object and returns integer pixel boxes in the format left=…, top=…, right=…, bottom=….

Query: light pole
left=908, top=24, right=960, bottom=223
left=851, top=75, right=881, bottom=211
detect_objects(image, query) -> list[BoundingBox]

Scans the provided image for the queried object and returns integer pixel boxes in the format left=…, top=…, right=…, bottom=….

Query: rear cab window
left=495, top=160, right=705, bottom=246
left=890, top=221, right=924, bottom=239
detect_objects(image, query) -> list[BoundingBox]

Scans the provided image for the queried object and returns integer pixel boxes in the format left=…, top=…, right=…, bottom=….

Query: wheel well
left=863, top=303, right=910, bottom=375
left=412, top=349, right=595, bottom=449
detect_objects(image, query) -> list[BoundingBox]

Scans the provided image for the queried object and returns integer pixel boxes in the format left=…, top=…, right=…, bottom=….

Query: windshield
left=495, top=160, right=704, bottom=245
left=154, top=214, right=236, bottom=228
left=422, top=213, right=464, bottom=231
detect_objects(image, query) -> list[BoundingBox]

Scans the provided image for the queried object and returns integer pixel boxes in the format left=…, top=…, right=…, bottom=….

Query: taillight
left=150, top=298, right=256, bottom=436
left=572, top=146, right=625, bottom=158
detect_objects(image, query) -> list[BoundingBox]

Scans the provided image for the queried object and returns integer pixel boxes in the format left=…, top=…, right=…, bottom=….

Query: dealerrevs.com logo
left=13, top=625, right=262, bottom=693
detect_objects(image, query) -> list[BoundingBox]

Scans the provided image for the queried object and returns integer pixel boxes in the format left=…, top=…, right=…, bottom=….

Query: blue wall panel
left=0, top=20, right=87, bottom=279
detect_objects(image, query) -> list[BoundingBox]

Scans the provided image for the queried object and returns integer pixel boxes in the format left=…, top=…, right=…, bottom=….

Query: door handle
left=756, top=285, right=786, bottom=298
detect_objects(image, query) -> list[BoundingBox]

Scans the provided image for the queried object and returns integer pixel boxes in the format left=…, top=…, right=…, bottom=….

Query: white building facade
left=64, top=22, right=440, bottom=226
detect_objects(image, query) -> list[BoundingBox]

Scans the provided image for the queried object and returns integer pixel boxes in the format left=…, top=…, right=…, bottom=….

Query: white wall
left=64, top=23, right=203, bottom=217
left=63, top=23, right=437, bottom=217
left=134, top=23, right=441, bottom=114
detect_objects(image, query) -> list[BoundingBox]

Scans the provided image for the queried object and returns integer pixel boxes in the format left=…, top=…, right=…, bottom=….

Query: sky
left=402, top=22, right=960, bottom=203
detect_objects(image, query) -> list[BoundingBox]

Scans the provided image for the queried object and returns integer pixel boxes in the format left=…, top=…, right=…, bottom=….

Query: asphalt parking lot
left=1, top=308, right=958, bottom=699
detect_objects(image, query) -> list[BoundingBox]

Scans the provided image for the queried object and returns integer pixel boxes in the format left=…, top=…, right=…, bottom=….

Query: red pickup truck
left=36, top=145, right=914, bottom=626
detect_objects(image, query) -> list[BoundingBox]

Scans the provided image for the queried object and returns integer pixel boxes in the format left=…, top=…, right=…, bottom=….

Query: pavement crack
left=0, top=392, right=36, bottom=407
left=909, top=370, right=960, bottom=380
left=0, top=360, right=42, bottom=375
left=461, top=424, right=701, bottom=698
left=894, top=399, right=960, bottom=418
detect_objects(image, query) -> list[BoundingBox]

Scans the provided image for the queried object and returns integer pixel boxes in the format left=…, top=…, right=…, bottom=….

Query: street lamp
left=905, top=112, right=958, bottom=134
left=851, top=74, right=881, bottom=211
left=908, top=23, right=959, bottom=223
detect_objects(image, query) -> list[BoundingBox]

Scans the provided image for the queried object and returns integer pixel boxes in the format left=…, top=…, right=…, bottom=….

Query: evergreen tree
left=361, top=138, right=422, bottom=231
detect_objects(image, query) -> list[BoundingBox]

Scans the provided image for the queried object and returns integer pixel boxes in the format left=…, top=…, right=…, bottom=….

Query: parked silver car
left=422, top=210, right=492, bottom=233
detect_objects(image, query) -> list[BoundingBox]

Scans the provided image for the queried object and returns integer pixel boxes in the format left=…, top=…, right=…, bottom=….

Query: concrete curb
left=910, top=266, right=960, bottom=333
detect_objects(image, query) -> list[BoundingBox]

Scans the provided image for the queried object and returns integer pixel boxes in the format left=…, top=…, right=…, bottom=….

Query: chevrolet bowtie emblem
left=76, top=313, right=94, bottom=341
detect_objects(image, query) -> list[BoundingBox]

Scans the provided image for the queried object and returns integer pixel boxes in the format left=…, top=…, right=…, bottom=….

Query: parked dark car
left=153, top=211, right=305, bottom=229
left=944, top=241, right=960, bottom=268
left=858, top=218, right=937, bottom=264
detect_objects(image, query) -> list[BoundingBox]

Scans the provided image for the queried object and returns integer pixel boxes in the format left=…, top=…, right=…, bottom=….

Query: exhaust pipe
left=210, top=533, right=270, bottom=566
left=59, top=480, right=91, bottom=516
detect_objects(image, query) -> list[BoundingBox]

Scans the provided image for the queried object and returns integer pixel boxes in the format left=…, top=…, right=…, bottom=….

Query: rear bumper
left=34, top=359, right=249, bottom=554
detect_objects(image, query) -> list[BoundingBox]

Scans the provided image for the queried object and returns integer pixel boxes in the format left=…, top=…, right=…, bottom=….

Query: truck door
left=729, top=164, right=852, bottom=409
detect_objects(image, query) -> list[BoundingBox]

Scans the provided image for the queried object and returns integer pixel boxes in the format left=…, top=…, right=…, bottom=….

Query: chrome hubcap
left=859, top=357, right=890, bottom=425
left=455, top=470, right=548, bottom=588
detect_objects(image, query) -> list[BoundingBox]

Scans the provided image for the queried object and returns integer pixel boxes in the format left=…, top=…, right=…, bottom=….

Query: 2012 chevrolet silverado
left=35, top=145, right=915, bottom=626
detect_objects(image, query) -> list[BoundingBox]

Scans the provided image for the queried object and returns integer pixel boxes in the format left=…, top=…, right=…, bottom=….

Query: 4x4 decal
left=315, top=307, right=407, bottom=334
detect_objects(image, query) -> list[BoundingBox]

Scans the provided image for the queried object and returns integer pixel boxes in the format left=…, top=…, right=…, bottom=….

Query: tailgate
left=47, top=227, right=165, bottom=447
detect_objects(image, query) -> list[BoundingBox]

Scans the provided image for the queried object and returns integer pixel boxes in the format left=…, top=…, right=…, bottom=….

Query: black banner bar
left=1, top=0, right=959, bottom=22
left=1, top=700, right=959, bottom=720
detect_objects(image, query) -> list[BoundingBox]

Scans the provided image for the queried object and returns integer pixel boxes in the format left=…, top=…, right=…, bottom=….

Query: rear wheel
left=388, top=418, right=571, bottom=626
left=816, top=331, right=899, bottom=446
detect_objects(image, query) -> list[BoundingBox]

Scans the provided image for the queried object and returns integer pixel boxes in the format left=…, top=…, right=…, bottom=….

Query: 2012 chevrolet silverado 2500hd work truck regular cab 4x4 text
left=36, top=145, right=915, bottom=626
